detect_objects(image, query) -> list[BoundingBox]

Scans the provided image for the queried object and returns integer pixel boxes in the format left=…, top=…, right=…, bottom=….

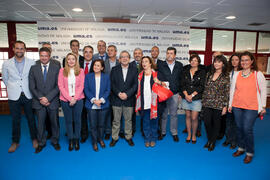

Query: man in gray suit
left=29, top=47, right=61, bottom=153
left=2, top=41, right=38, bottom=153
left=92, top=40, right=109, bottom=61
left=104, top=45, right=119, bottom=140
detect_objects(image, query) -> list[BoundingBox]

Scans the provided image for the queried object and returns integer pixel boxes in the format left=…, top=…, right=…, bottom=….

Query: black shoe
left=119, top=132, right=125, bottom=139
left=99, top=141, right=105, bottom=148
left=158, top=134, right=166, bottom=140
left=222, top=141, right=230, bottom=147
left=173, top=135, right=179, bottom=142
left=230, top=144, right=237, bottom=149
left=186, top=138, right=191, bottom=143
left=68, top=140, right=74, bottom=151
left=93, top=143, right=98, bottom=152
left=52, top=143, right=61, bottom=151
left=126, top=138, right=134, bottom=146
left=35, top=145, right=45, bottom=154
left=80, top=138, right=87, bottom=143
left=109, top=139, right=118, bottom=147
left=208, top=143, right=215, bottom=151
left=104, top=134, right=110, bottom=140
left=74, top=139, right=80, bottom=151
left=204, top=142, right=210, bottom=149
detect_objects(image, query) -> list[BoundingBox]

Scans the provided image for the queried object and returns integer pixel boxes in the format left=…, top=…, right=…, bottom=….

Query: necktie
left=85, top=62, right=89, bottom=75
left=100, top=56, right=104, bottom=60
left=43, top=65, right=47, bottom=82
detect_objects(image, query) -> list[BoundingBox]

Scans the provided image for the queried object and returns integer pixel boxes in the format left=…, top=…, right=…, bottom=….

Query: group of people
left=2, top=39, right=266, bottom=164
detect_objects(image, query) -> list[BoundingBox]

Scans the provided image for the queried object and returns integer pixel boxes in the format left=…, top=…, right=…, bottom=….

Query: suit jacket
left=62, top=55, right=84, bottom=68
left=93, top=53, right=109, bottom=61
left=110, top=64, right=138, bottom=107
left=84, top=72, right=110, bottom=109
left=158, top=60, right=183, bottom=94
left=58, top=68, right=85, bottom=102
left=29, top=61, right=60, bottom=110
left=2, top=57, right=35, bottom=100
left=155, top=58, right=164, bottom=70
left=104, top=58, right=119, bottom=75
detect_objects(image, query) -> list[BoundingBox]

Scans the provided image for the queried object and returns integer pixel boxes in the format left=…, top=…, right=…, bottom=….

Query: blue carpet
left=0, top=112, right=270, bottom=180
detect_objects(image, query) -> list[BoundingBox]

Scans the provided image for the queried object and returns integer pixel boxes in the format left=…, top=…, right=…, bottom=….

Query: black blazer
left=158, top=60, right=183, bottom=94
left=110, top=64, right=138, bottom=107
left=180, top=64, right=206, bottom=100
left=29, top=61, right=60, bottom=110
left=62, top=55, right=84, bottom=68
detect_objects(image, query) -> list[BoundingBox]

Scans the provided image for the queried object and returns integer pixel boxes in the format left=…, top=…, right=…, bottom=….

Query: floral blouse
left=202, top=72, right=230, bottom=110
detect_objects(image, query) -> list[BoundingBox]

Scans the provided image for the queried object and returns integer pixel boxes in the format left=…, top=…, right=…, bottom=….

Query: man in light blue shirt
left=2, top=41, right=37, bottom=153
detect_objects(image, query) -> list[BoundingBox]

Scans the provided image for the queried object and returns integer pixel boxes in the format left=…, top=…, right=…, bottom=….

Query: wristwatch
left=191, top=94, right=195, bottom=98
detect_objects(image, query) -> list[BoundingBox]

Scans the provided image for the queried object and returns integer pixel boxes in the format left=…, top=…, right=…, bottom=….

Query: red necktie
left=84, top=63, right=89, bottom=75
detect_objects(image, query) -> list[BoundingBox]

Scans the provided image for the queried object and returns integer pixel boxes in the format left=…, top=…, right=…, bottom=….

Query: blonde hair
left=63, top=53, right=80, bottom=77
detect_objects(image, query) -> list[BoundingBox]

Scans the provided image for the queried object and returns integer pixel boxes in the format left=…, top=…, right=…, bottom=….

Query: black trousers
left=81, top=104, right=89, bottom=140
left=203, top=107, right=222, bottom=143
left=219, top=114, right=226, bottom=138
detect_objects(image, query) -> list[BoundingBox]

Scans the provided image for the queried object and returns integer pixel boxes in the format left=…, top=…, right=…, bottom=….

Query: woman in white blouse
left=58, top=53, right=85, bottom=151
left=84, top=59, right=111, bottom=152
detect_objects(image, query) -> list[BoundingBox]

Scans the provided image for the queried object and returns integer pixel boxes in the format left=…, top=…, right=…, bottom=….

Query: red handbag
left=152, top=83, right=174, bottom=102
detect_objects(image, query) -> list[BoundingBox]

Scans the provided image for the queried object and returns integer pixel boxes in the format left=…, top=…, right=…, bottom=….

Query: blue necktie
left=100, top=56, right=104, bottom=60
left=43, top=65, right=47, bottom=82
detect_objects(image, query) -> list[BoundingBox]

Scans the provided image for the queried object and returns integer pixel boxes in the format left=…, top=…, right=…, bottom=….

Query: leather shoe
left=126, top=138, right=135, bottom=146
left=99, top=141, right=105, bottom=148
left=230, top=144, right=237, bottom=149
left=8, top=143, right=19, bottom=153
left=173, top=135, right=179, bottom=142
left=150, top=141, right=156, bottom=147
left=74, top=139, right=80, bottom=151
left=145, top=142, right=150, bottom=147
left=208, top=143, right=215, bottom=151
left=104, top=134, right=110, bottom=140
left=204, top=142, right=210, bottom=149
left=233, top=150, right=245, bottom=157
left=93, top=143, right=98, bottom=152
left=35, top=145, right=45, bottom=154
left=109, top=139, right=118, bottom=147
left=52, top=143, right=61, bottom=151
left=80, top=138, right=87, bottom=143
left=68, top=140, right=74, bottom=151
left=222, top=141, right=230, bottom=147
left=244, top=155, right=253, bottom=164
left=158, top=134, right=166, bottom=140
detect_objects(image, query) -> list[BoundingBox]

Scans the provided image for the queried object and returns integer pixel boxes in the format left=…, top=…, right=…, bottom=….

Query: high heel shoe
left=186, top=138, right=191, bottom=143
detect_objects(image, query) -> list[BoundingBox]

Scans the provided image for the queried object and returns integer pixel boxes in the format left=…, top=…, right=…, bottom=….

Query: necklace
left=241, top=70, right=251, bottom=78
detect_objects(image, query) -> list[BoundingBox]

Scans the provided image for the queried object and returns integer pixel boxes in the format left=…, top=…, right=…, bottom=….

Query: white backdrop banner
left=37, top=21, right=190, bottom=65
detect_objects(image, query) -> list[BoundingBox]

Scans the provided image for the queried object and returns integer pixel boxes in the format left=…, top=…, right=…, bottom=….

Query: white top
left=68, top=68, right=76, bottom=97
left=122, top=65, right=128, bottom=82
left=41, top=62, right=50, bottom=73
left=92, top=76, right=101, bottom=109
left=143, top=75, right=152, bottom=109
left=229, top=71, right=267, bottom=113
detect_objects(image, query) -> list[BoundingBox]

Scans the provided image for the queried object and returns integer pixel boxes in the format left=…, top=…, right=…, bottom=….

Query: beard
left=15, top=52, right=24, bottom=58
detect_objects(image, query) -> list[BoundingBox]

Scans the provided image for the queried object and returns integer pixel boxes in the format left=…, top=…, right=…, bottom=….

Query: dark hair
left=240, top=51, right=258, bottom=71
left=189, top=54, right=201, bottom=64
left=210, top=55, right=228, bottom=75
left=108, top=45, right=117, bottom=51
left=13, top=40, right=26, bottom=49
left=92, top=59, right=105, bottom=73
left=167, top=47, right=177, bottom=55
left=190, top=52, right=198, bottom=56
left=39, top=47, right=51, bottom=55
left=140, top=56, right=157, bottom=70
left=228, top=53, right=241, bottom=72
left=120, top=50, right=131, bottom=59
left=83, top=45, right=94, bottom=52
left=70, top=39, right=80, bottom=47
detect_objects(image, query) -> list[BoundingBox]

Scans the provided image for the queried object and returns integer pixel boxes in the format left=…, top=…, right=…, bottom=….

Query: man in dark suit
left=62, top=39, right=84, bottom=67
left=80, top=45, right=94, bottom=143
left=109, top=51, right=138, bottom=147
left=92, top=40, right=109, bottom=61
left=158, top=47, right=183, bottom=142
left=40, top=42, right=61, bottom=140
left=104, top=45, right=119, bottom=140
left=29, top=47, right=61, bottom=153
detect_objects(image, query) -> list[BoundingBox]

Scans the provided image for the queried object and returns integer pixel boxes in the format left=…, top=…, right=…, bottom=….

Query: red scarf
left=135, top=70, right=158, bottom=119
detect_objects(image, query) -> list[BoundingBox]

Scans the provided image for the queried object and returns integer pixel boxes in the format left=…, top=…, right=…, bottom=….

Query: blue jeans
left=61, top=100, right=83, bottom=140
left=233, top=107, right=258, bottom=155
left=8, top=94, right=37, bottom=143
left=141, top=109, right=158, bottom=143
left=88, top=108, right=108, bottom=144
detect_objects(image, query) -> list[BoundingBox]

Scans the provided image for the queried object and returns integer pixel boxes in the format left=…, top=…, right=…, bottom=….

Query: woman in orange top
left=228, top=51, right=266, bottom=164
